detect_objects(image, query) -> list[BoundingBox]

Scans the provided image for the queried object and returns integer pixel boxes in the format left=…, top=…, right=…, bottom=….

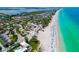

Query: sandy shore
left=37, top=16, right=53, bottom=52
left=37, top=10, right=60, bottom=52
left=53, top=11, right=60, bottom=52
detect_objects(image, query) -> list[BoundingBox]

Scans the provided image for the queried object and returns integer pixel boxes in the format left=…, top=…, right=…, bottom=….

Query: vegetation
left=41, top=18, right=51, bottom=28
left=0, top=38, right=5, bottom=45
left=29, top=36, right=40, bottom=52
left=24, top=35, right=29, bottom=43
left=9, top=31, right=18, bottom=43
left=0, top=46, right=2, bottom=51
left=7, top=43, right=20, bottom=52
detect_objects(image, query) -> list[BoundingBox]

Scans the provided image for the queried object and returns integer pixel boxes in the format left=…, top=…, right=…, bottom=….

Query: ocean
left=58, top=8, right=79, bottom=52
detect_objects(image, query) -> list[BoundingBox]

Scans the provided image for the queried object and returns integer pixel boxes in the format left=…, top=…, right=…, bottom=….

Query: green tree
left=29, top=36, right=40, bottom=52
left=24, top=35, right=29, bottom=43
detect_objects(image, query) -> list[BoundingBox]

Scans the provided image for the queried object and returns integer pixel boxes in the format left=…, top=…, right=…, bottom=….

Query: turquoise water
left=58, top=8, right=79, bottom=52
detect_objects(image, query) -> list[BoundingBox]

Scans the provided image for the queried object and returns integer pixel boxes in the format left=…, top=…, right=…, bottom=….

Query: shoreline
left=55, top=11, right=60, bottom=52
left=37, top=16, right=53, bottom=52
left=37, top=10, right=60, bottom=52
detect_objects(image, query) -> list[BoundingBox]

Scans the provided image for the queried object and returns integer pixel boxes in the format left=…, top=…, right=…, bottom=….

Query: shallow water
left=58, top=8, right=79, bottom=52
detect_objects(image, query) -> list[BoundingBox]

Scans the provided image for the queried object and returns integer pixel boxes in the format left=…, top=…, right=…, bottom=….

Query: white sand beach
left=53, top=10, right=60, bottom=52
left=37, top=10, right=60, bottom=52
left=37, top=16, right=53, bottom=52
